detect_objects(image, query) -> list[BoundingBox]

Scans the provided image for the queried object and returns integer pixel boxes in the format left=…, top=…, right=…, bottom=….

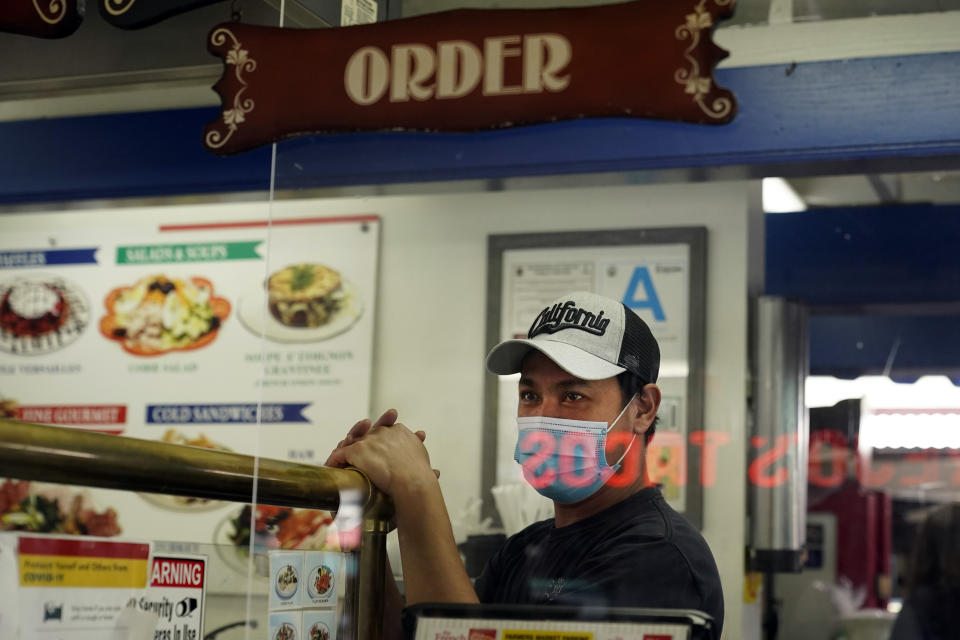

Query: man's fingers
left=433, top=469, right=440, bottom=479
left=373, top=408, right=399, bottom=428
left=325, top=446, right=351, bottom=469
left=348, top=418, right=371, bottom=439
left=329, top=411, right=397, bottom=467
left=414, top=430, right=426, bottom=442
left=325, top=444, right=352, bottom=467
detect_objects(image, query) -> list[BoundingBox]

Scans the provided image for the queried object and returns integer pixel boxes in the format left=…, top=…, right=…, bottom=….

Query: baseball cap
left=486, top=291, right=660, bottom=382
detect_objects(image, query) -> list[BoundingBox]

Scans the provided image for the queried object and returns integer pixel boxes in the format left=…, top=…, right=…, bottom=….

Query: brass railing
left=0, top=417, right=393, bottom=640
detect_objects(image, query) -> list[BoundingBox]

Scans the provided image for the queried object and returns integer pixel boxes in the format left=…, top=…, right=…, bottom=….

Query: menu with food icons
left=0, top=205, right=380, bottom=566
left=269, top=549, right=345, bottom=640
left=270, top=551, right=305, bottom=610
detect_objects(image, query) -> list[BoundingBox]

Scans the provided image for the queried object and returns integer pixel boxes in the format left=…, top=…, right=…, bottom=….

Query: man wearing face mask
left=325, top=291, right=723, bottom=637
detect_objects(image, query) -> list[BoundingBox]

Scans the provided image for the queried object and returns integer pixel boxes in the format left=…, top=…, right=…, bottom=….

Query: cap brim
left=485, top=338, right=625, bottom=381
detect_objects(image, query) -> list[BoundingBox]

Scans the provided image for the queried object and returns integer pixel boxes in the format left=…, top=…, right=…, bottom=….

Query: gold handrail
left=0, top=418, right=393, bottom=640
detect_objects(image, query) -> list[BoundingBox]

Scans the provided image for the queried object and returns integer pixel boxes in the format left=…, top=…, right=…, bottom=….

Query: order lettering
left=344, top=33, right=572, bottom=105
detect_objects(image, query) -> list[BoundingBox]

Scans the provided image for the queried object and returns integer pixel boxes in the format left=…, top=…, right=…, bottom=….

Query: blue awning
left=767, top=205, right=960, bottom=383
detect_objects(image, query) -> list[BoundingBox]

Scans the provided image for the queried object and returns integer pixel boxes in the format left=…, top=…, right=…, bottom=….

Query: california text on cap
left=485, top=291, right=660, bottom=383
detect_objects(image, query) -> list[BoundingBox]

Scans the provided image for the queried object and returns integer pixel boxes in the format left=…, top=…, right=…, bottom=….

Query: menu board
left=0, top=208, right=379, bottom=554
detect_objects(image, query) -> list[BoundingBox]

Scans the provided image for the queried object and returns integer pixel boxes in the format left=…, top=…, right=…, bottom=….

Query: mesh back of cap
left=618, top=304, right=660, bottom=383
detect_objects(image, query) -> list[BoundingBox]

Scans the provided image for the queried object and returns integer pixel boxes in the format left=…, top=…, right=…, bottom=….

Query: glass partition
left=2, top=1, right=960, bottom=640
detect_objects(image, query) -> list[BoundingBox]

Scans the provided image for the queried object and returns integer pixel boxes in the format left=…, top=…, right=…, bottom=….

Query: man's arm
left=390, top=466, right=479, bottom=605
left=327, top=413, right=478, bottom=615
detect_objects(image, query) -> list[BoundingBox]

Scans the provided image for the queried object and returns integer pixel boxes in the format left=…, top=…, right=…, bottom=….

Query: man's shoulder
left=605, top=491, right=719, bottom=581
left=619, top=490, right=709, bottom=545
left=505, top=517, right=554, bottom=547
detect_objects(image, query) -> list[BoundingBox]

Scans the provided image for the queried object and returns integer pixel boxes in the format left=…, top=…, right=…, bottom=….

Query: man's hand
left=325, top=410, right=438, bottom=496
left=325, top=408, right=399, bottom=463
left=326, top=411, right=478, bottom=610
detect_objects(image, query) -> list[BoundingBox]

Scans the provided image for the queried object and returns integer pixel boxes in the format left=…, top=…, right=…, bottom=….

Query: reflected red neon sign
left=516, top=429, right=960, bottom=489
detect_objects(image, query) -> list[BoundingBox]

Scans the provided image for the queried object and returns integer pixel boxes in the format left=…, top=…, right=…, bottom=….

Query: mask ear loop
left=607, top=393, right=640, bottom=466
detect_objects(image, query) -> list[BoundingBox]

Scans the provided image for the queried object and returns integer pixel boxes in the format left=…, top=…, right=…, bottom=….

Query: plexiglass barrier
left=0, top=418, right=392, bottom=640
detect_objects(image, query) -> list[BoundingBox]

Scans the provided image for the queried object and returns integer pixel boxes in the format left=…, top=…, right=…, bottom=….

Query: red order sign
left=204, top=0, right=736, bottom=155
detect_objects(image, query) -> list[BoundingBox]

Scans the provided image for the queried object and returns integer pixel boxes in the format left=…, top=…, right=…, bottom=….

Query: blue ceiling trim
left=766, top=204, right=960, bottom=305
left=0, top=109, right=274, bottom=204
left=775, top=204, right=960, bottom=379
left=1, top=51, right=960, bottom=203
left=809, top=315, right=960, bottom=379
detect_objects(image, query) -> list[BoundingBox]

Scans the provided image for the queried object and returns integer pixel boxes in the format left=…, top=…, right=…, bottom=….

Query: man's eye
left=563, top=391, right=584, bottom=402
left=519, top=390, right=538, bottom=402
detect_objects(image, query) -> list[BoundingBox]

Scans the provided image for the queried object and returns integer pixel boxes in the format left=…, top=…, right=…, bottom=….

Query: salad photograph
left=100, top=275, right=230, bottom=356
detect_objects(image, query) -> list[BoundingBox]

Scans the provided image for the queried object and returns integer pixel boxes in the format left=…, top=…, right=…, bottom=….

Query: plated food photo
left=138, top=429, right=232, bottom=511
left=216, top=504, right=338, bottom=577
left=0, top=275, right=89, bottom=355
left=306, top=563, right=335, bottom=599
left=274, top=563, right=299, bottom=599
left=0, top=395, right=16, bottom=419
left=225, top=504, right=337, bottom=551
left=274, top=622, right=297, bottom=640
left=99, top=275, right=230, bottom=356
left=0, top=479, right=121, bottom=537
left=308, top=622, right=331, bottom=640
left=238, top=263, right=362, bottom=343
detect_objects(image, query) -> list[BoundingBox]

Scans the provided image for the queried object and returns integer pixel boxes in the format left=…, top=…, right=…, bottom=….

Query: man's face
left=517, top=351, right=648, bottom=498
left=518, top=351, right=627, bottom=426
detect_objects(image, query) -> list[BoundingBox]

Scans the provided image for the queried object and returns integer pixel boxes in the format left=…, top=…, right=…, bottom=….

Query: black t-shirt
left=474, top=487, right=724, bottom=636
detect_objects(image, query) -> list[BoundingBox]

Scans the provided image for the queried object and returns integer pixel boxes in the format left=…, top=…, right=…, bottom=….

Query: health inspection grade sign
left=204, top=0, right=737, bottom=154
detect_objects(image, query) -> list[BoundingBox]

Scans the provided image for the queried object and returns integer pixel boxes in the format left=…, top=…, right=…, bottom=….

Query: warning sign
left=141, top=554, right=206, bottom=640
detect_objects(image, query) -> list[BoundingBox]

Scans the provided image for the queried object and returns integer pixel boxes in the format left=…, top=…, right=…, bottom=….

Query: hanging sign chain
left=231, top=0, right=242, bottom=23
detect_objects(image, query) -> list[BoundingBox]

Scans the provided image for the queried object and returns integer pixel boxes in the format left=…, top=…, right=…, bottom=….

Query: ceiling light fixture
left=762, top=177, right=808, bottom=213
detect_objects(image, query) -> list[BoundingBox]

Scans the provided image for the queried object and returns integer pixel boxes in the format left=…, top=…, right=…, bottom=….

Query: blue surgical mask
left=514, top=396, right=637, bottom=504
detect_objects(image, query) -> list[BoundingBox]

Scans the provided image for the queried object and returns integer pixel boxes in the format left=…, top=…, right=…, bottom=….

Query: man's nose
left=534, top=397, right=560, bottom=416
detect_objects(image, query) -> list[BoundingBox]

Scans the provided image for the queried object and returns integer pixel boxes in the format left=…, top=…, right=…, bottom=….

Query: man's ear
left=633, top=384, right=661, bottom=435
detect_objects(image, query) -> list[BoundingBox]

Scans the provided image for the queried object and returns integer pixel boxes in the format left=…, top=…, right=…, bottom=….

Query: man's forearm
left=393, top=477, right=479, bottom=606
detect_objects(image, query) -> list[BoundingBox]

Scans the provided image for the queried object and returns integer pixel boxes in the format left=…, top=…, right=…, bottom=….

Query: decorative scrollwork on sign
left=674, top=0, right=733, bottom=120
left=33, top=0, right=66, bottom=24
left=206, top=28, right=257, bottom=151
left=103, top=0, right=137, bottom=16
